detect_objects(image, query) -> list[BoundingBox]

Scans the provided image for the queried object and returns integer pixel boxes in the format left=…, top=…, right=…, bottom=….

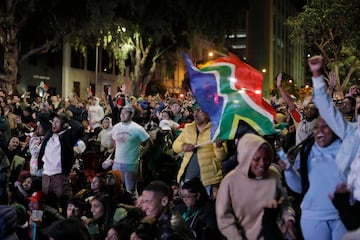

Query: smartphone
left=277, top=147, right=290, bottom=169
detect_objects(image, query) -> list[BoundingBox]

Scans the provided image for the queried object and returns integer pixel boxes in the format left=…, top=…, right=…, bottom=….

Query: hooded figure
left=98, top=117, right=113, bottom=153
left=88, top=97, right=104, bottom=130
left=216, top=133, right=294, bottom=240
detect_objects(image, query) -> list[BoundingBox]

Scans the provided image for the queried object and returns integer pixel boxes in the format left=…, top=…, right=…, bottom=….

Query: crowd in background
left=0, top=56, right=360, bottom=240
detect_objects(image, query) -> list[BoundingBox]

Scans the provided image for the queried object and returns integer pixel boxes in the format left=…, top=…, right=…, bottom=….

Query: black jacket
left=332, top=192, right=360, bottom=230
left=157, top=207, right=195, bottom=240
left=38, top=120, right=83, bottom=176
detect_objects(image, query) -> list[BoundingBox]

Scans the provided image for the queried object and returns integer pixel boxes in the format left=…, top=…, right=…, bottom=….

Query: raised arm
left=308, top=55, right=358, bottom=177
left=276, top=73, right=296, bottom=112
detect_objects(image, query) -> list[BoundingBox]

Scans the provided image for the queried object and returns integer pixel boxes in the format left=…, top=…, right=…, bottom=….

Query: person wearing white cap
left=111, top=105, right=151, bottom=197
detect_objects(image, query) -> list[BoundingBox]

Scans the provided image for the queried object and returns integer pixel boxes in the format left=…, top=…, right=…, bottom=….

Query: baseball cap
left=122, top=106, right=134, bottom=113
left=27, top=191, right=46, bottom=203
left=159, top=120, right=172, bottom=131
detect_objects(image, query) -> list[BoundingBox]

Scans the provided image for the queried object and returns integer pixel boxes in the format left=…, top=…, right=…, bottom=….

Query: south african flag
left=184, top=53, right=277, bottom=141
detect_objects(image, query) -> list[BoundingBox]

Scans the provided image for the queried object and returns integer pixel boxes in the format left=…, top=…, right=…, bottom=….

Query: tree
left=286, top=0, right=360, bottom=96
left=108, top=0, right=248, bottom=96
left=0, top=0, right=91, bottom=92
left=1, top=0, right=248, bottom=96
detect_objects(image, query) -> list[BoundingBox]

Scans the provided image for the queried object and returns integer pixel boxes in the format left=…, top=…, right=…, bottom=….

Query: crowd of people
left=0, top=56, right=360, bottom=240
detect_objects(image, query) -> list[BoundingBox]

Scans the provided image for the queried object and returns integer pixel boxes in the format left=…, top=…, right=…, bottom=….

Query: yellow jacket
left=172, top=121, right=227, bottom=186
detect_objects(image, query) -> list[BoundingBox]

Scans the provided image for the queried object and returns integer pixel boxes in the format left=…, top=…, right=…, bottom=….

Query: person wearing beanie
left=11, top=203, right=28, bottom=240
left=0, top=205, right=19, bottom=240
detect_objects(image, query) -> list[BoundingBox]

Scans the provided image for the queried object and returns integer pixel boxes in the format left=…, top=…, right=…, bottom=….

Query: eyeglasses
left=180, top=193, right=197, bottom=200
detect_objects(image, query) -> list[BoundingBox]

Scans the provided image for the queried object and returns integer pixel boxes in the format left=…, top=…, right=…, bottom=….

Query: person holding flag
left=172, top=103, right=227, bottom=199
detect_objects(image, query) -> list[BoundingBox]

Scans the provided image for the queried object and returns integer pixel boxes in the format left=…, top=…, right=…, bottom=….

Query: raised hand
left=346, top=85, right=358, bottom=97
left=308, top=55, right=323, bottom=77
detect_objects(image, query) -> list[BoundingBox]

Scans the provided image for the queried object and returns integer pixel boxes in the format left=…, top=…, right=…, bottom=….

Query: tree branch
left=341, top=58, right=359, bottom=90
left=19, top=41, right=54, bottom=63
left=0, top=73, right=11, bottom=82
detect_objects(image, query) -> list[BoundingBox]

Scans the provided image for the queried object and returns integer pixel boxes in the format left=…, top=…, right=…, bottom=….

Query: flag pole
left=194, top=141, right=212, bottom=148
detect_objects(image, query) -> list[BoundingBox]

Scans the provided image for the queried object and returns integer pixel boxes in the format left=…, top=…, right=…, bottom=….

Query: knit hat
left=11, top=203, right=27, bottom=225
left=0, top=205, right=18, bottom=240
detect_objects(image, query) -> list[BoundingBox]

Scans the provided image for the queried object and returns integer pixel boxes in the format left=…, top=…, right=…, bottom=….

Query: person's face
left=91, top=177, right=103, bottom=192
left=170, top=103, right=181, bottom=115
left=180, top=189, right=198, bottom=208
left=51, top=96, right=58, bottom=103
left=150, top=101, right=157, bottom=108
left=102, top=119, right=110, bottom=129
left=36, top=123, right=45, bottom=136
left=141, top=190, right=166, bottom=219
left=130, top=232, right=141, bottom=240
left=303, top=103, right=318, bottom=121
left=161, top=112, right=170, bottom=120
left=23, top=109, right=30, bottom=116
left=194, top=107, right=209, bottom=125
left=313, top=117, right=337, bottom=147
left=90, top=199, right=105, bottom=219
left=340, top=98, right=354, bottom=114
left=250, top=146, right=271, bottom=178
left=105, top=228, right=119, bottom=240
left=66, top=203, right=82, bottom=218
left=28, top=201, right=42, bottom=211
left=22, top=177, right=33, bottom=191
left=82, top=120, right=89, bottom=129
left=13, top=96, right=20, bottom=102
left=90, top=98, right=96, bottom=105
left=120, top=109, right=132, bottom=123
left=0, top=100, right=6, bottom=108
left=51, top=116, right=63, bottom=133
left=8, top=137, right=19, bottom=150
left=184, top=109, right=191, bottom=117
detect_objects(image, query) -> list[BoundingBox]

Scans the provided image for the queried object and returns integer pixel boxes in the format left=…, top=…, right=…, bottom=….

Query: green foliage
left=286, top=0, right=360, bottom=92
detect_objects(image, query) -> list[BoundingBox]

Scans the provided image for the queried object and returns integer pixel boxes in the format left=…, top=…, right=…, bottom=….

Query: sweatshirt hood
left=236, top=133, right=273, bottom=178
